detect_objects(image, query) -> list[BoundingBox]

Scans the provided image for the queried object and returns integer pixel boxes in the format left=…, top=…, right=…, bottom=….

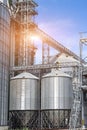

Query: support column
left=82, top=91, right=85, bottom=129
left=42, top=41, right=50, bottom=64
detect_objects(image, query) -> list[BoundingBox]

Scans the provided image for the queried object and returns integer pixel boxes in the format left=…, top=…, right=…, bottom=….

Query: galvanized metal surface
left=0, top=4, right=10, bottom=126
left=41, top=70, right=73, bottom=110
left=10, top=72, right=40, bottom=110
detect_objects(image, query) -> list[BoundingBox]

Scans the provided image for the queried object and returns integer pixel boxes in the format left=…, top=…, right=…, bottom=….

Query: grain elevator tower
left=10, top=0, right=38, bottom=70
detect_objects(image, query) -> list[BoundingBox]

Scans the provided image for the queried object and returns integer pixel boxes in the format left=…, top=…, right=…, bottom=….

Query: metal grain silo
left=41, top=69, right=73, bottom=129
left=0, top=2, right=10, bottom=130
left=9, top=72, right=40, bottom=129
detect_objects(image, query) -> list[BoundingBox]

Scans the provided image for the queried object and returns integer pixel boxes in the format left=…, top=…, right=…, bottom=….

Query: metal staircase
left=69, top=87, right=81, bottom=129
left=69, top=64, right=82, bottom=129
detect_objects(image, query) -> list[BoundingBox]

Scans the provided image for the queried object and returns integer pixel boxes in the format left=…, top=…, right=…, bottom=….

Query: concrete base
left=0, top=126, right=8, bottom=130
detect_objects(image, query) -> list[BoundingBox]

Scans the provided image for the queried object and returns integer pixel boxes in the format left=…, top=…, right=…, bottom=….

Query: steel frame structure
left=79, top=32, right=87, bottom=129
left=10, top=0, right=38, bottom=67
left=41, top=110, right=70, bottom=129
left=10, top=0, right=80, bottom=68
left=69, top=65, right=82, bottom=129
left=42, top=41, right=50, bottom=64
left=9, top=110, right=70, bottom=130
left=9, top=110, right=39, bottom=130
left=69, top=33, right=87, bottom=129
left=9, top=1, right=84, bottom=130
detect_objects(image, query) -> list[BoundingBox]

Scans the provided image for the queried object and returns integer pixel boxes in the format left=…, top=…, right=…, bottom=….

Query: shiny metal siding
left=41, top=76, right=72, bottom=110
left=10, top=78, right=40, bottom=110
left=0, top=4, right=10, bottom=126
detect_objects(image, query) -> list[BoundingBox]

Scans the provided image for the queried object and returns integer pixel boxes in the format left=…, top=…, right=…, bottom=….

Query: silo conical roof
left=11, top=72, right=39, bottom=80
left=42, top=69, right=71, bottom=78
left=54, top=53, right=79, bottom=63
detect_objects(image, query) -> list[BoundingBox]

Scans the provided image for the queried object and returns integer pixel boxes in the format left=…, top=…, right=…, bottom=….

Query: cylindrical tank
left=0, top=3, right=10, bottom=127
left=41, top=69, right=73, bottom=129
left=9, top=72, right=40, bottom=129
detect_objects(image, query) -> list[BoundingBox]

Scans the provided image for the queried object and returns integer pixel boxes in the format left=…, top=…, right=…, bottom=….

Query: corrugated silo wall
left=0, top=2, right=10, bottom=128
left=9, top=73, right=40, bottom=130
left=41, top=72, right=72, bottom=129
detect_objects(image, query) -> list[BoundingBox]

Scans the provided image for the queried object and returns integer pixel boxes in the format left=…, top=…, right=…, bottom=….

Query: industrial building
left=0, top=0, right=87, bottom=130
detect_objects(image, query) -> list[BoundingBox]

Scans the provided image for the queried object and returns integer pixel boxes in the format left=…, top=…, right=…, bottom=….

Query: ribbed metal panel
left=10, top=72, right=40, bottom=110
left=41, top=70, right=73, bottom=110
left=0, top=4, right=10, bottom=126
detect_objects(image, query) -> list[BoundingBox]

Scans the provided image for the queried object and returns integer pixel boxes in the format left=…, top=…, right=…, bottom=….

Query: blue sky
left=35, top=0, right=87, bottom=59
